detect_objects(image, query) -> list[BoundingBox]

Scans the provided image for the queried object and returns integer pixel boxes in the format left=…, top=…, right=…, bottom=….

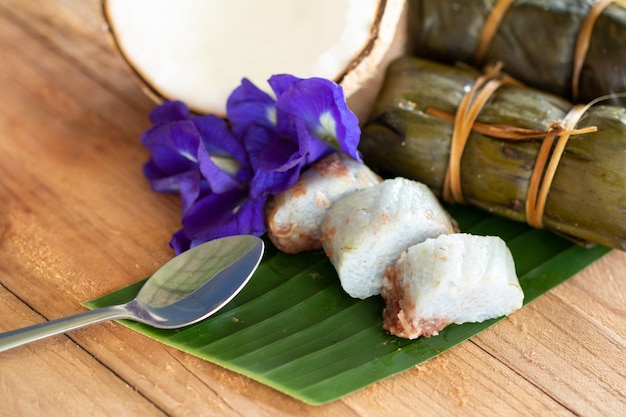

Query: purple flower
left=226, top=78, right=277, bottom=138
left=169, top=188, right=267, bottom=253
left=141, top=100, right=258, bottom=253
left=271, top=75, right=361, bottom=161
left=141, top=74, right=362, bottom=254
left=141, top=101, right=251, bottom=209
left=227, top=75, right=361, bottom=198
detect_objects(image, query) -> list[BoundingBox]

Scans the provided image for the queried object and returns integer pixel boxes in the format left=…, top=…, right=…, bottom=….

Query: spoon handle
left=0, top=305, right=130, bottom=353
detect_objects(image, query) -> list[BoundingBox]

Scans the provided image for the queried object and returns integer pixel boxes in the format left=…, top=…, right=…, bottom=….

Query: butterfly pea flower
left=141, top=101, right=203, bottom=211
left=271, top=74, right=361, bottom=161
left=141, top=100, right=260, bottom=253
left=142, top=74, right=362, bottom=253
left=169, top=188, right=267, bottom=254
left=141, top=101, right=249, bottom=208
left=227, top=74, right=361, bottom=198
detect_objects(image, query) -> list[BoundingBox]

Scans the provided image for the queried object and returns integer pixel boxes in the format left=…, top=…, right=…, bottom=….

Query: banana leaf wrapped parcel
left=406, top=0, right=626, bottom=103
left=359, top=56, right=626, bottom=250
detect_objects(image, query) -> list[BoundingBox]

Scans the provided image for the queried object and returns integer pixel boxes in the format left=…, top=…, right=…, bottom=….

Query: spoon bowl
left=0, top=235, right=264, bottom=352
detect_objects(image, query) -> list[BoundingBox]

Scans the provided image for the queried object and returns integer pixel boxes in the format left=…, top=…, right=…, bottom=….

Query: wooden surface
left=0, top=1, right=624, bottom=416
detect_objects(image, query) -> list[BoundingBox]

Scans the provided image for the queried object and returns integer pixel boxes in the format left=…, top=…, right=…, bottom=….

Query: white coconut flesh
left=104, top=0, right=405, bottom=119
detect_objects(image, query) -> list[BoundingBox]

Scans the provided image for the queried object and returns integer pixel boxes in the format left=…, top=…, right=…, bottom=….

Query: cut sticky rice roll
left=321, top=177, right=457, bottom=299
left=266, top=153, right=381, bottom=254
left=382, top=233, right=524, bottom=340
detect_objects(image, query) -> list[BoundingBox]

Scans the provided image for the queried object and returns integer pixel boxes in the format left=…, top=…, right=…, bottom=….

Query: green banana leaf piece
left=85, top=205, right=609, bottom=405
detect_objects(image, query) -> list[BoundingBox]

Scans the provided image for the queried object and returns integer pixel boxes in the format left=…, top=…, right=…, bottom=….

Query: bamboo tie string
left=442, top=64, right=523, bottom=204
left=572, top=0, right=626, bottom=101
left=524, top=105, right=589, bottom=228
left=476, top=0, right=626, bottom=102
left=474, top=0, right=514, bottom=66
left=427, top=67, right=598, bottom=228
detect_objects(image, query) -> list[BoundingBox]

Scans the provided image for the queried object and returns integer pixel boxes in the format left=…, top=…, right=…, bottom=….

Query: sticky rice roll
left=321, top=177, right=457, bottom=299
left=382, top=233, right=524, bottom=339
left=266, top=152, right=381, bottom=254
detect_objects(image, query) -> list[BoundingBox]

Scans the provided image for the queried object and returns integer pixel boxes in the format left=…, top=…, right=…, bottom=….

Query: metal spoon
left=0, top=235, right=264, bottom=352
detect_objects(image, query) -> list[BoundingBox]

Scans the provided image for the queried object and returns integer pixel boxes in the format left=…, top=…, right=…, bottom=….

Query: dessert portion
left=382, top=233, right=524, bottom=339
left=321, top=177, right=457, bottom=299
left=266, top=153, right=381, bottom=254
left=264, top=154, right=524, bottom=339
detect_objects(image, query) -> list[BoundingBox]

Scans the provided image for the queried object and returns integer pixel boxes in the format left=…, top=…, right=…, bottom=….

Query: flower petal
left=141, top=120, right=201, bottom=176
left=249, top=164, right=302, bottom=198
left=275, top=77, right=361, bottom=161
left=197, top=142, right=241, bottom=194
left=146, top=170, right=195, bottom=194
left=268, top=74, right=302, bottom=97
left=169, top=229, right=192, bottom=255
left=240, top=125, right=302, bottom=197
left=227, top=78, right=277, bottom=139
left=149, top=100, right=190, bottom=124
left=171, top=188, right=268, bottom=253
left=191, top=195, right=267, bottom=245
left=294, top=119, right=335, bottom=165
left=178, top=171, right=204, bottom=214
left=192, top=114, right=248, bottom=164
left=243, top=125, right=303, bottom=174
left=236, top=195, right=267, bottom=236
left=182, top=189, right=245, bottom=234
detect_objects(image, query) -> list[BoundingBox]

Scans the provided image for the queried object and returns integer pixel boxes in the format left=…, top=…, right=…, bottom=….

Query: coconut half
left=103, top=0, right=406, bottom=121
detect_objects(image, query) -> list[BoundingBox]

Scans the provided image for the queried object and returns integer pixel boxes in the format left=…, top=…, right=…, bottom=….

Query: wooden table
left=0, top=1, right=624, bottom=416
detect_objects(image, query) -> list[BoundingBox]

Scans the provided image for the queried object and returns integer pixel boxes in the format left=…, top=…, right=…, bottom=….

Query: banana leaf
left=406, top=0, right=626, bottom=103
left=85, top=206, right=609, bottom=405
left=360, top=56, right=626, bottom=250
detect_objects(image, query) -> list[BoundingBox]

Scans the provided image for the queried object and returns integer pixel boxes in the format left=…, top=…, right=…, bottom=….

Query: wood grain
left=0, top=1, right=624, bottom=416
left=0, top=287, right=167, bottom=417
